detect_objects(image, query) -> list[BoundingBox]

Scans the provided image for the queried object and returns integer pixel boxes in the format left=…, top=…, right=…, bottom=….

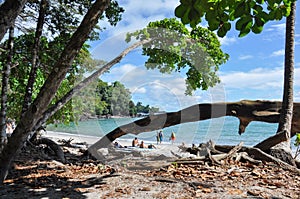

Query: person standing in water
left=156, top=131, right=160, bottom=144
left=170, top=131, right=176, bottom=144
left=158, top=130, right=163, bottom=144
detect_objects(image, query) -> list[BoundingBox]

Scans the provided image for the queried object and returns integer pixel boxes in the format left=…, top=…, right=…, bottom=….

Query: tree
left=0, top=23, right=14, bottom=151
left=174, top=0, right=297, bottom=155
left=0, top=0, right=115, bottom=183
left=0, top=0, right=27, bottom=41
left=255, top=1, right=296, bottom=153
left=0, top=10, right=227, bottom=184
left=128, top=100, right=137, bottom=117
left=109, top=81, right=131, bottom=115
left=126, top=18, right=229, bottom=95
left=175, top=0, right=293, bottom=37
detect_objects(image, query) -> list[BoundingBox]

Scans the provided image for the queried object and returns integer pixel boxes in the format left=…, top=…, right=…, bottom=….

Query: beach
left=44, top=130, right=197, bottom=169
left=1, top=130, right=300, bottom=198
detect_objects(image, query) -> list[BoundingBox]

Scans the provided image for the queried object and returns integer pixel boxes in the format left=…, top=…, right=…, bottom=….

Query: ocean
left=46, top=116, right=297, bottom=150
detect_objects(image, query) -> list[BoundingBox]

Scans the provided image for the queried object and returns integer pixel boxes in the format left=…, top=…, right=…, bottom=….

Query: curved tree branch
left=88, top=100, right=300, bottom=157
left=33, top=39, right=151, bottom=131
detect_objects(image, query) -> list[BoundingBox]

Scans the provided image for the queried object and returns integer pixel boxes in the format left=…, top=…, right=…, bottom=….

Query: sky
left=90, top=0, right=300, bottom=112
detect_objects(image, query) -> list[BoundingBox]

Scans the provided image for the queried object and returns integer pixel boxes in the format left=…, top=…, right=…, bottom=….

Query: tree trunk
left=255, top=1, right=296, bottom=153
left=0, top=0, right=27, bottom=41
left=22, top=0, right=48, bottom=114
left=0, top=24, right=14, bottom=152
left=33, top=39, right=151, bottom=132
left=88, top=100, right=300, bottom=158
left=0, top=0, right=111, bottom=184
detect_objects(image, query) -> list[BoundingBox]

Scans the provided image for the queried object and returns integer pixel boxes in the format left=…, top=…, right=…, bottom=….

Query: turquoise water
left=46, top=116, right=297, bottom=148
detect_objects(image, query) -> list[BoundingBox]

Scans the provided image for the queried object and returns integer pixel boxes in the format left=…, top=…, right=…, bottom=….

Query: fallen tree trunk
left=89, top=100, right=300, bottom=157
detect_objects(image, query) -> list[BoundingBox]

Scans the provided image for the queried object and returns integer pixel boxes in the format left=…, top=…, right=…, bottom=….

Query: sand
left=1, top=130, right=299, bottom=198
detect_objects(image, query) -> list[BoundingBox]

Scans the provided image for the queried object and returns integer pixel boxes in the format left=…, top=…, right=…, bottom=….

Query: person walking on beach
left=158, top=130, right=163, bottom=144
left=170, top=131, right=176, bottom=144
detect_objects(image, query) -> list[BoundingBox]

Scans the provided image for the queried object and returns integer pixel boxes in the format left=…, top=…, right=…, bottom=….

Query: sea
left=46, top=116, right=298, bottom=151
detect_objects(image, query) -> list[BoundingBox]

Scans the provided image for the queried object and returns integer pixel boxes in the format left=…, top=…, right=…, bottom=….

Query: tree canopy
left=175, top=0, right=295, bottom=37
left=127, top=18, right=229, bottom=95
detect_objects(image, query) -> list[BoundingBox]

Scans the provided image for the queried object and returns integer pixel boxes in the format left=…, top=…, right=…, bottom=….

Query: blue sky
left=90, top=0, right=300, bottom=112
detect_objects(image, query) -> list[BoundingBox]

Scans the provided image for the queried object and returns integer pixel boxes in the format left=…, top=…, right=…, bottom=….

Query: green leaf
left=253, top=4, right=263, bottom=14
left=252, top=23, right=263, bottom=34
left=274, top=8, right=283, bottom=20
left=234, top=2, right=246, bottom=18
left=256, top=0, right=264, bottom=4
left=223, top=22, right=231, bottom=31
left=208, top=19, right=220, bottom=31
left=236, top=15, right=252, bottom=31
left=217, top=25, right=227, bottom=37
left=182, top=7, right=191, bottom=24
left=175, top=4, right=188, bottom=18
left=238, top=27, right=251, bottom=37
left=255, top=16, right=265, bottom=27
left=188, top=9, right=201, bottom=22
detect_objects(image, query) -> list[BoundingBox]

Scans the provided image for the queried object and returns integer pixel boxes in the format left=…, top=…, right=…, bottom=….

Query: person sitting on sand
left=132, top=137, right=139, bottom=147
left=114, top=141, right=123, bottom=148
left=139, top=140, right=147, bottom=148
left=148, top=144, right=156, bottom=149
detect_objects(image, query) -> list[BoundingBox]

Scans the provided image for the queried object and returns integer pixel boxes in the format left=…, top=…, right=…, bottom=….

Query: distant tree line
left=75, top=79, right=159, bottom=119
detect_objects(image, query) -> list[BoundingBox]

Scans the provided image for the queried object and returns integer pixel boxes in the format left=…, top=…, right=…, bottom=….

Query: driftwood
left=29, top=131, right=65, bottom=163
left=89, top=100, right=300, bottom=157
left=177, top=141, right=300, bottom=173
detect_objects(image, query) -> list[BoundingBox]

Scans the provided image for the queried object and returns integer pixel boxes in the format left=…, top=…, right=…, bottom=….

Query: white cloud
left=99, top=0, right=180, bottom=37
left=219, top=67, right=300, bottom=101
left=219, top=67, right=284, bottom=90
left=266, top=23, right=286, bottom=35
left=219, top=36, right=237, bottom=46
left=238, top=55, right=253, bottom=60
left=295, top=91, right=300, bottom=101
left=271, top=49, right=285, bottom=57
left=263, top=22, right=286, bottom=42
left=134, top=87, right=147, bottom=94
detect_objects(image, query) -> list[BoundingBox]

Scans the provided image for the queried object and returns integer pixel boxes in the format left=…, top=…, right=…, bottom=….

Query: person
left=132, top=137, right=139, bottom=147
left=158, top=130, right=163, bottom=144
left=156, top=131, right=160, bottom=144
left=170, top=131, right=176, bottom=144
left=6, top=119, right=15, bottom=137
left=148, top=143, right=156, bottom=149
left=139, top=140, right=146, bottom=148
left=114, top=141, right=123, bottom=148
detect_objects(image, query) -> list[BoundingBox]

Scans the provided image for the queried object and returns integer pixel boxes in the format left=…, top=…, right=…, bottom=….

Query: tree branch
left=33, top=39, right=151, bottom=131
left=88, top=100, right=300, bottom=155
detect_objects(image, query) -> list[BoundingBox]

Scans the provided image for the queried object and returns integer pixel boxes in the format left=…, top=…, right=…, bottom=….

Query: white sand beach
left=42, top=130, right=198, bottom=172
left=44, top=131, right=196, bottom=159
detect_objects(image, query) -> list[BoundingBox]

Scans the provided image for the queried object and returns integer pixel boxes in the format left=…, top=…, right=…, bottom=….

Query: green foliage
left=175, top=0, right=295, bottom=37
left=0, top=0, right=124, bottom=125
left=77, top=80, right=159, bottom=117
left=293, top=133, right=300, bottom=159
left=126, top=18, right=228, bottom=94
left=23, top=0, right=124, bottom=40
left=0, top=32, right=97, bottom=124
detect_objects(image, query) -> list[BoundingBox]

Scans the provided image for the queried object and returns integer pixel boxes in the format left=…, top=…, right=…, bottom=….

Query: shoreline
left=44, top=130, right=195, bottom=159
left=44, top=130, right=299, bottom=158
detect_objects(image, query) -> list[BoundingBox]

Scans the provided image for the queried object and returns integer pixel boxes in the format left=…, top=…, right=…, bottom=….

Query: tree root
left=180, top=141, right=300, bottom=173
